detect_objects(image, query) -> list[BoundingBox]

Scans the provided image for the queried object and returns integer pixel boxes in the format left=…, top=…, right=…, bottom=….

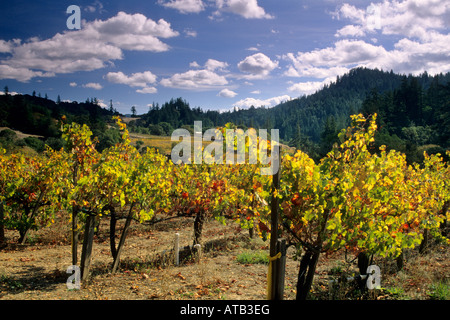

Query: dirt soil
left=0, top=212, right=448, bottom=300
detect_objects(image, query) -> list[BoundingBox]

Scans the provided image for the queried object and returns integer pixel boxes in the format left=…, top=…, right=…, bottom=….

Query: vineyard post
left=71, top=163, right=79, bottom=266
left=194, top=243, right=201, bottom=263
left=111, top=204, right=135, bottom=273
left=174, top=233, right=180, bottom=266
left=80, top=213, right=96, bottom=282
left=0, top=201, right=4, bottom=246
left=268, top=153, right=281, bottom=300
left=275, top=238, right=286, bottom=299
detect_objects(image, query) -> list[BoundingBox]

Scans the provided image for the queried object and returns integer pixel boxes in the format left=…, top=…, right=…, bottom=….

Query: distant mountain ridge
left=137, top=67, right=450, bottom=143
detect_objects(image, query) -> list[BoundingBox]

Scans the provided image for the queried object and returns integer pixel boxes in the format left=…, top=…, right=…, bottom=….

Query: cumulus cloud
left=237, top=53, right=278, bottom=79
left=158, top=0, right=205, bottom=14
left=232, top=95, right=291, bottom=109
left=0, top=39, right=19, bottom=53
left=211, top=0, right=273, bottom=19
left=0, top=12, right=179, bottom=82
left=106, top=70, right=158, bottom=94
left=160, top=69, right=228, bottom=90
left=218, top=88, right=237, bottom=98
left=287, top=77, right=336, bottom=96
left=333, top=0, right=450, bottom=41
left=82, top=82, right=103, bottom=90
left=335, top=24, right=366, bottom=38
left=189, top=61, right=201, bottom=68
left=160, top=59, right=229, bottom=90
left=96, top=99, right=108, bottom=109
left=0, top=64, right=54, bottom=82
left=136, top=87, right=158, bottom=94
left=106, top=71, right=157, bottom=87
left=284, top=24, right=450, bottom=81
left=282, top=0, right=450, bottom=89
left=204, top=59, right=229, bottom=71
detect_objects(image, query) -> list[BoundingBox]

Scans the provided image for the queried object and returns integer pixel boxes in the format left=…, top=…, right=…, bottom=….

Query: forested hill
left=221, top=67, right=408, bottom=142
left=0, top=93, right=117, bottom=152
left=138, top=68, right=410, bottom=138
left=0, top=94, right=115, bottom=137
left=135, top=67, right=450, bottom=161
left=1, top=67, right=449, bottom=163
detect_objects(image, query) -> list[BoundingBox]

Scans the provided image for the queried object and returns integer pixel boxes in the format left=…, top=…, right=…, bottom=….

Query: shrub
left=24, top=137, right=45, bottom=153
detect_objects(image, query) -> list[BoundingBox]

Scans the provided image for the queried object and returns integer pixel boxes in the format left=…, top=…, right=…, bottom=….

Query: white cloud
left=106, top=71, right=157, bottom=87
left=334, top=3, right=365, bottom=24
left=288, top=77, right=335, bottom=96
left=204, top=59, right=229, bottom=71
left=0, top=64, right=54, bottom=82
left=233, top=95, right=291, bottom=109
left=158, top=0, right=205, bottom=14
left=218, top=88, right=237, bottom=98
left=106, top=70, right=158, bottom=94
left=160, top=59, right=229, bottom=90
left=189, top=61, right=201, bottom=68
left=334, top=0, right=450, bottom=41
left=0, top=39, right=16, bottom=53
left=0, top=90, right=20, bottom=96
left=284, top=23, right=450, bottom=83
left=378, top=0, right=449, bottom=40
left=97, top=99, right=108, bottom=108
left=82, top=82, right=103, bottom=90
left=160, top=69, right=228, bottom=90
left=69, top=82, right=77, bottom=87
left=320, top=0, right=449, bottom=76
left=91, top=12, right=178, bottom=39
left=237, top=53, right=278, bottom=79
left=136, top=87, right=158, bottom=94
left=84, top=1, right=104, bottom=13
left=335, top=24, right=366, bottom=38
left=184, top=28, right=198, bottom=37
left=0, top=12, right=179, bottom=82
left=212, top=0, right=273, bottom=19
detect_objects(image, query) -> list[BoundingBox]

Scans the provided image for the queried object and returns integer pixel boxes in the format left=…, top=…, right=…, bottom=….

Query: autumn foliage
left=0, top=114, right=448, bottom=295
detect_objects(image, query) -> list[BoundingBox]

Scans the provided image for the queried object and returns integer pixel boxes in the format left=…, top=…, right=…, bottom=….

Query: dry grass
left=0, top=210, right=448, bottom=300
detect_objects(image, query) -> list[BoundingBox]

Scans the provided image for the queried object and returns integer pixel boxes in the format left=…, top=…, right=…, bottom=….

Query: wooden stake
left=174, top=233, right=180, bottom=266
left=80, top=214, right=96, bottom=282
left=268, top=153, right=281, bottom=300
left=275, top=238, right=287, bottom=300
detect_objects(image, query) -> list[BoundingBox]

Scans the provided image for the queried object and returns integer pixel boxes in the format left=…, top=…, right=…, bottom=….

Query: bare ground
left=0, top=212, right=448, bottom=300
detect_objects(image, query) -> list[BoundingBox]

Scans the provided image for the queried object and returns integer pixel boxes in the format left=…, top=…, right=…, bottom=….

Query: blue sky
left=0, top=0, right=449, bottom=115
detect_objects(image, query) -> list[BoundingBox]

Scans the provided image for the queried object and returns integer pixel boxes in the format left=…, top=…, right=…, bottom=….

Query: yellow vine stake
left=266, top=252, right=282, bottom=300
